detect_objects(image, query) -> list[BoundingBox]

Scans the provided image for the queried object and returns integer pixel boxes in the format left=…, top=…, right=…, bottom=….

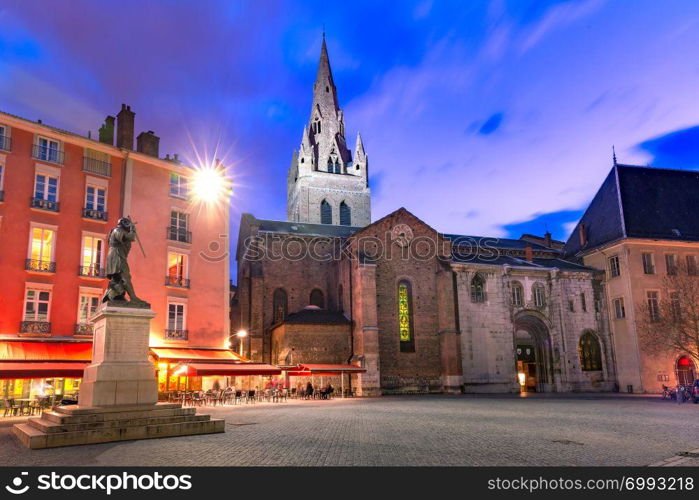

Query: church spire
left=312, top=36, right=339, bottom=113
left=355, top=132, right=365, bottom=156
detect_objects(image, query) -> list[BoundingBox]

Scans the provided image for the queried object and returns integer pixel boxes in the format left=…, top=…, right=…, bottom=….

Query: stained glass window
left=579, top=331, right=602, bottom=371
left=398, top=281, right=415, bottom=352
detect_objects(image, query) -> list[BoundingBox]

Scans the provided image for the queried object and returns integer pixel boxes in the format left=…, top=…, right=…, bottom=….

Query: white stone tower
left=287, top=36, right=371, bottom=226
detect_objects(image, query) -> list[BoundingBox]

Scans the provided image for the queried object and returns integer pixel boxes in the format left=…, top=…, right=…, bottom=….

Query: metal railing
left=31, top=197, right=59, bottom=212
left=165, top=329, right=188, bottom=340
left=32, top=144, right=64, bottom=165
left=82, top=207, right=108, bottom=221
left=74, top=323, right=94, bottom=335
left=165, top=276, right=190, bottom=288
left=0, top=134, right=11, bottom=151
left=20, top=321, right=51, bottom=334
left=166, top=226, right=192, bottom=243
left=25, top=259, right=56, bottom=273
left=78, top=264, right=106, bottom=278
left=83, top=156, right=112, bottom=177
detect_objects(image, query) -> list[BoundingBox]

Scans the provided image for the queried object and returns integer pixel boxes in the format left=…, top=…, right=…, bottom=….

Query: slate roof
left=451, top=252, right=596, bottom=272
left=282, top=308, right=351, bottom=326
left=255, top=217, right=362, bottom=238
left=564, top=164, right=699, bottom=256
left=443, top=233, right=555, bottom=252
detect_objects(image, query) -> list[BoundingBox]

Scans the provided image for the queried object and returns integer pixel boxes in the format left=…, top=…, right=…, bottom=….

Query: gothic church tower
left=287, top=36, right=371, bottom=226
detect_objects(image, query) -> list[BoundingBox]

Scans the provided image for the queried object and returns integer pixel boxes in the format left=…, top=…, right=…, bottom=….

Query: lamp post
left=236, top=329, right=248, bottom=357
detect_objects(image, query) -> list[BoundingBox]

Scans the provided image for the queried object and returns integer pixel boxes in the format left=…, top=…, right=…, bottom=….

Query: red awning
left=179, top=363, right=282, bottom=377
left=0, top=341, right=92, bottom=362
left=285, top=364, right=366, bottom=376
left=150, top=347, right=243, bottom=362
left=0, top=362, right=89, bottom=379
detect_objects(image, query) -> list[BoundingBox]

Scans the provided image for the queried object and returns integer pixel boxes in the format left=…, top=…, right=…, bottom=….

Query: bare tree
left=637, top=263, right=699, bottom=367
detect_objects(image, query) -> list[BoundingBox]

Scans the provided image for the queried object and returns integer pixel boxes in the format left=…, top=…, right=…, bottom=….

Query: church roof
left=564, top=164, right=699, bottom=256
left=282, top=308, right=350, bottom=326
left=254, top=216, right=362, bottom=238
left=450, top=252, right=596, bottom=272
left=442, top=233, right=556, bottom=252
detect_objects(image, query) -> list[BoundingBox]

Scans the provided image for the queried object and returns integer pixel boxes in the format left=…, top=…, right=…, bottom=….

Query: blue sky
left=2, top=0, right=699, bottom=252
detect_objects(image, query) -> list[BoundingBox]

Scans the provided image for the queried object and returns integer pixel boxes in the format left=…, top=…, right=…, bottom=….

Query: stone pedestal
left=14, top=305, right=224, bottom=449
left=79, top=306, right=158, bottom=407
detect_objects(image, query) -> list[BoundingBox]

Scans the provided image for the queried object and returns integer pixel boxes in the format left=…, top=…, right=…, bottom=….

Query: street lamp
left=236, top=329, right=248, bottom=357
left=190, top=163, right=232, bottom=205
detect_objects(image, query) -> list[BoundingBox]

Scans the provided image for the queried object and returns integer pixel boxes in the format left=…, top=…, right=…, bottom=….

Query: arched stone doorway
left=514, top=312, right=554, bottom=393
left=676, top=356, right=696, bottom=386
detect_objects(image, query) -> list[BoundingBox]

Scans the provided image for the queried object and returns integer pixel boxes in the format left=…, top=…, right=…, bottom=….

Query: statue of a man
left=102, top=216, right=147, bottom=306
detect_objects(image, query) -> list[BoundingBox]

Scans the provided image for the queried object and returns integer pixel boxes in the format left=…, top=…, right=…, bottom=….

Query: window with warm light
left=29, top=226, right=55, bottom=271
left=579, top=332, right=602, bottom=371
left=167, top=252, right=189, bottom=287
left=81, top=235, right=104, bottom=276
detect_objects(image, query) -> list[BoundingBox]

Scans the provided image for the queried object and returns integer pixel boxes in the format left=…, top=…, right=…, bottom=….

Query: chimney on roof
left=544, top=231, right=552, bottom=248
left=116, top=104, right=135, bottom=150
left=136, top=130, right=160, bottom=157
left=524, top=246, right=533, bottom=262
left=98, top=115, right=115, bottom=145
left=578, top=223, right=587, bottom=246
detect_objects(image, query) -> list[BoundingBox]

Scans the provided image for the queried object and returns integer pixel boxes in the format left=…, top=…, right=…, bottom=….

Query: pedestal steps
left=13, top=403, right=224, bottom=449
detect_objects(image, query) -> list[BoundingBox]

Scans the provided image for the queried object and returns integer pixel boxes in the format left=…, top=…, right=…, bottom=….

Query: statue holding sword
left=102, top=215, right=149, bottom=307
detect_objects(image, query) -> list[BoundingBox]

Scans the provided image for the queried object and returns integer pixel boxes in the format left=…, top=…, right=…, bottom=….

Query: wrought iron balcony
left=32, top=144, right=64, bottom=165
left=25, top=259, right=56, bottom=273
left=165, top=329, right=188, bottom=340
left=83, top=207, right=108, bottom=221
left=0, top=134, right=11, bottom=151
left=78, top=264, right=106, bottom=278
left=166, top=226, right=192, bottom=243
left=20, top=321, right=51, bottom=334
left=165, top=276, right=190, bottom=288
left=74, top=323, right=94, bottom=335
left=31, top=197, right=59, bottom=212
left=83, top=156, right=112, bottom=177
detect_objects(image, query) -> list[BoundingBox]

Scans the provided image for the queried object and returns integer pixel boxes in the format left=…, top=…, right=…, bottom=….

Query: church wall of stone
left=290, top=174, right=371, bottom=226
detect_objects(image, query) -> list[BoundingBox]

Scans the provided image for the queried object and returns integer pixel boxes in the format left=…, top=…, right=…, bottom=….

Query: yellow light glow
left=173, top=365, right=188, bottom=376
left=237, top=329, right=248, bottom=338
left=517, top=372, right=526, bottom=386
left=191, top=166, right=231, bottom=203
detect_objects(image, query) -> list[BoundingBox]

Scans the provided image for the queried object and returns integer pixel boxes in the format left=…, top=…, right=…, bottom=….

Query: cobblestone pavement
left=0, top=394, right=697, bottom=466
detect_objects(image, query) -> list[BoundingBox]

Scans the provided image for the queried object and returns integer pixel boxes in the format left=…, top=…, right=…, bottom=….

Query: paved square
left=0, top=395, right=696, bottom=466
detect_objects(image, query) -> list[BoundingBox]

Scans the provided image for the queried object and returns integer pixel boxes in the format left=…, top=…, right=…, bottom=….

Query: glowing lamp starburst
left=191, top=166, right=232, bottom=204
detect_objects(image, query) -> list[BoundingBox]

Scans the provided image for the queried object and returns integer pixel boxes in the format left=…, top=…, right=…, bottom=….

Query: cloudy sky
left=2, top=0, right=699, bottom=250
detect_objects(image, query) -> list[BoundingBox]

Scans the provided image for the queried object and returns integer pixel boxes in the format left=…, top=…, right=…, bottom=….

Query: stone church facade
left=235, top=39, right=617, bottom=395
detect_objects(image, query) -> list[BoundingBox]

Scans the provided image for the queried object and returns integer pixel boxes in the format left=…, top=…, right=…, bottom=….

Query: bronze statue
left=103, top=216, right=149, bottom=307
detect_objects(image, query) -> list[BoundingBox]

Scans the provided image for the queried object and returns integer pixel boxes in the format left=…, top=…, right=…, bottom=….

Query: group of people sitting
left=299, top=381, right=335, bottom=400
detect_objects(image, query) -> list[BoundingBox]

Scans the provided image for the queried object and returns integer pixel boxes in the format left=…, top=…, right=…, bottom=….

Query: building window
left=568, top=298, right=575, bottom=312
left=167, top=302, right=187, bottom=338
left=665, top=254, right=678, bottom=276
left=85, top=185, right=106, bottom=212
left=272, top=288, right=288, bottom=324
left=34, top=136, right=62, bottom=164
left=80, top=235, right=104, bottom=276
left=166, top=252, right=189, bottom=287
left=309, top=288, right=325, bottom=308
left=608, top=255, right=620, bottom=278
left=77, top=294, right=100, bottom=333
left=642, top=252, right=655, bottom=275
left=580, top=293, right=587, bottom=312
left=470, top=274, right=486, bottom=303
left=398, top=281, right=415, bottom=352
left=339, top=201, right=351, bottom=226
left=670, top=291, right=682, bottom=322
left=168, top=210, right=191, bottom=243
left=647, top=291, right=660, bottom=322
left=613, top=298, right=625, bottom=319
left=0, top=163, right=4, bottom=202
left=533, top=284, right=546, bottom=308
left=334, top=160, right=341, bottom=174
left=83, top=148, right=111, bottom=177
left=687, top=255, right=698, bottom=276
left=34, top=173, right=58, bottom=203
left=320, top=200, right=332, bottom=224
left=579, top=332, right=602, bottom=371
left=511, top=281, right=523, bottom=307
left=24, top=289, right=51, bottom=322
left=169, top=172, right=188, bottom=198
left=0, top=124, right=10, bottom=151
left=28, top=226, right=55, bottom=272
